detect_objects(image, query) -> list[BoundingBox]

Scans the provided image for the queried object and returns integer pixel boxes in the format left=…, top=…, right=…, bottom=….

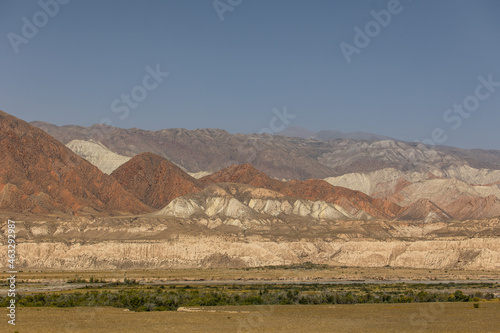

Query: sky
left=0, top=0, right=499, bottom=149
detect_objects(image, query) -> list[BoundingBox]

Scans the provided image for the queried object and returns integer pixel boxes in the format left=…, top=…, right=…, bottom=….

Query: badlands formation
left=0, top=110, right=499, bottom=272
left=5, top=215, right=500, bottom=270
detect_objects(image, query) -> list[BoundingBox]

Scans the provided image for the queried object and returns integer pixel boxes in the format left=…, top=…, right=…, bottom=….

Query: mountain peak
left=199, top=163, right=281, bottom=189
left=0, top=110, right=151, bottom=215
left=111, top=152, right=202, bottom=209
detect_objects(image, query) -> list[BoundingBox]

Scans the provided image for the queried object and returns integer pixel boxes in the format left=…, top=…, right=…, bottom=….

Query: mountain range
left=0, top=110, right=499, bottom=222
left=0, top=111, right=150, bottom=215
left=1, top=110, right=499, bottom=271
left=277, top=126, right=395, bottom=141
left=32, top=121, right=500, bottom=181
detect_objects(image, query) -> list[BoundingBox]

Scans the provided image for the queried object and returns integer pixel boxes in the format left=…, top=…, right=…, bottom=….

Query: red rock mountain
left=200, top=164, right=402, bottom=219
left=5, top=107, right=498, bottom=222
left=111, top=152, right=202, bottom=209
left=0, top=110, right=151, bottom=215
left=198, top=163, right=283, bottom=189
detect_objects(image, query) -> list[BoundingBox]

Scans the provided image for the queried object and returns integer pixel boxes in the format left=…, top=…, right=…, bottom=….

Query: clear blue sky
left=1, top=0, right=499, bottom=149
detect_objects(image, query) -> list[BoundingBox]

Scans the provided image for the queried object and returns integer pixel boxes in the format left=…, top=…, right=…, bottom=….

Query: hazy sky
left=1, top=0, right=499, bottom=149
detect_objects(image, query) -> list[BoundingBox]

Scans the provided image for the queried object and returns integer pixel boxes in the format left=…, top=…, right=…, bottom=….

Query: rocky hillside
left=325, top=168, right=500, bottom=220
left=0, top=111, right=497, bottom=272
left=32, top=122, right=334, bottom=180
left=155, top=182, right=357, bottom=220
left=394, top=199, right=453, bottom=223
left=324, top=166, right=500, bottom=194
left=0, top=111, right=151, bottom=215
left=1, top=115, right=493, bottom=221
left=111, top=152, right=202, bottom=209
left=199, top=164, right=401, bottom=220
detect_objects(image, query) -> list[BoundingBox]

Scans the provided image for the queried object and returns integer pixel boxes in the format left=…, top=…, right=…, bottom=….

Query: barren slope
left=66, top=139, right=131, bottom=174
left=0, top=110, right=151, bottom=215
left=199, top=164, right=402, bottom=219
left=111, top=152, right=202, bottom=209
left=156, top=182, right=356, bottom=220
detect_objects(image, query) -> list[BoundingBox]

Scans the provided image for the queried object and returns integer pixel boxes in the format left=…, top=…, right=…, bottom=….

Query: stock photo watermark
left=6, top=219, right=17, bottom=326
left=420, top=74, right=499, bottom=146
left=7, top=0, right=71, bottom=54
left=213, top=0, right=243, bottom=22
left=110, top=65, right=170, bottom=121
left=339, top=0, right=409, bottom=64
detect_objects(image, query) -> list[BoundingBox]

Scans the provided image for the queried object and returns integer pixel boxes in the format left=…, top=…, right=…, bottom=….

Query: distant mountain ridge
left=277, top=126, right=395, bottom=141
left=31, top=121, right=500, bottom=182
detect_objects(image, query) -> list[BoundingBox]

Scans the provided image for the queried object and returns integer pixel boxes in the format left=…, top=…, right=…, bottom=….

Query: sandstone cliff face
left=9, top=238, right=498, bottom=271
left=0, top=111, right=151, bottom=215
left=1, top=217, right=498, bottom=270
left=111, top=152, right=202, bottom=209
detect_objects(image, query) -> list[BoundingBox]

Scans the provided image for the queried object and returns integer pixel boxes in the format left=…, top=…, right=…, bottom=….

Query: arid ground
left=1, top=302, right=499, bottom=333
left=1, top=267, right=499, bottom=332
